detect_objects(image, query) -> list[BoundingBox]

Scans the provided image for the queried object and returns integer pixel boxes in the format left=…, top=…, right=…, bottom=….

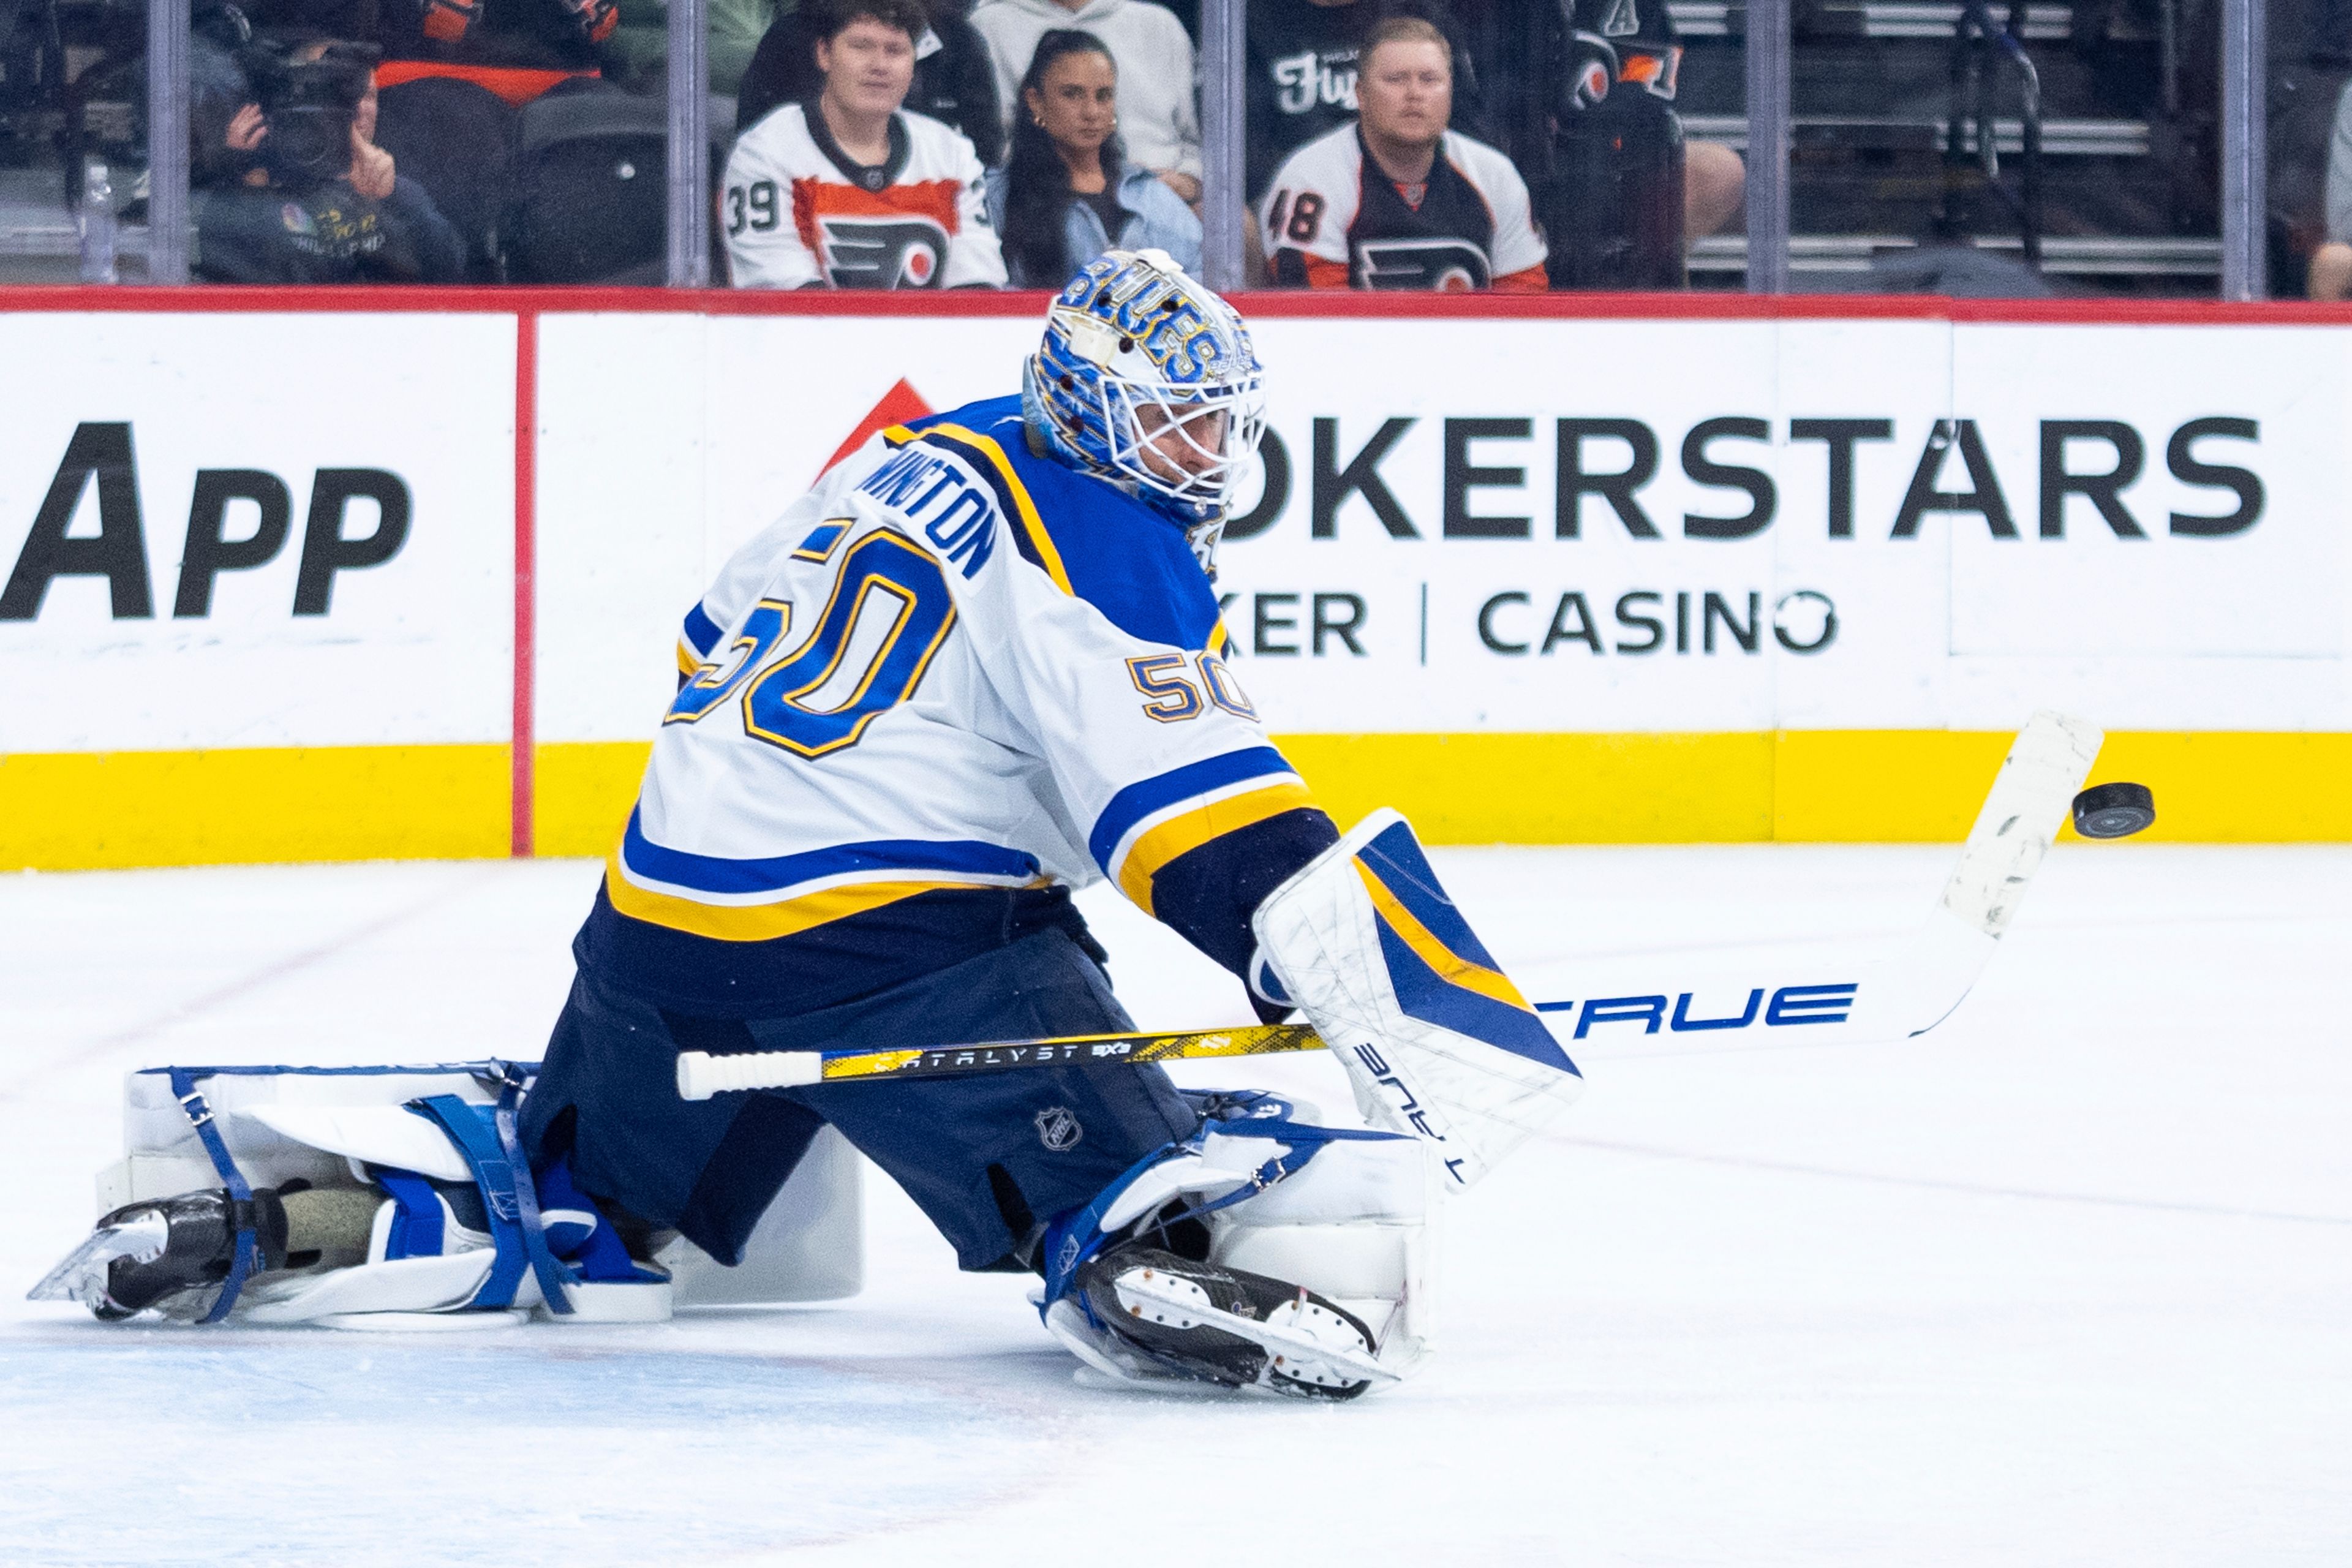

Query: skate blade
left=1110, top=1272, right=1400, bottom=1388
left=26, top=1213, right=170, bottom=1306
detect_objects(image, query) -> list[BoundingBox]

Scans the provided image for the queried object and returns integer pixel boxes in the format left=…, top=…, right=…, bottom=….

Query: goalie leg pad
left=30, top=1063, right=674, bottom=1328
left=1250, top=809, right=1585, bottom=1189
left=1071, top=1245, right=1386, bottom=1400
left=1037, top=1103, right=1431, bottom=1399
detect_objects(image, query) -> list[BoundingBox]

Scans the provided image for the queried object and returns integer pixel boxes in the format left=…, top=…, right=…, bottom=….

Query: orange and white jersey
left=723, top=103, right=1008, bottom=290
left=1259, top=124, right=1547, bottom=292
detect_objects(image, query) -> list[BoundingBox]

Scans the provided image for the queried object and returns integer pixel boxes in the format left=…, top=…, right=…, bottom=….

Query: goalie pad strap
left=407, top=1095, right=574, bottom=1314
left=374, top=1169, right=445, bottom=1259
left=490, top=1063, right=576, bottom=1314
left=166, top=1067, right=262, bottom=1325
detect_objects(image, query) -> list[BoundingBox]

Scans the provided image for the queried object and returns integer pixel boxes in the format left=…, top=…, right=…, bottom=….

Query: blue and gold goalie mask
left=1022, top=249, right=1268, bottom=541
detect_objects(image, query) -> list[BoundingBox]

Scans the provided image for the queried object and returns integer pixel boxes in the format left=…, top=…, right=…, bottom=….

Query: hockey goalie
left=33, top=251, right=1585, bottom=1399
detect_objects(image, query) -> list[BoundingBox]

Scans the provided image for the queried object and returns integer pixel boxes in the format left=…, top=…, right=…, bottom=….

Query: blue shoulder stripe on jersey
left=1371, top=915, right=1580, bottom=1073
left=1358, top=818, right=1506, bottom=973
left=622, top=810, right=1041, bottom=896
left=1087, top=746, right=1295, bottom=873
left=682, top=601, right=722, bottom=658
left=901, top=396, right=1223, bottom=652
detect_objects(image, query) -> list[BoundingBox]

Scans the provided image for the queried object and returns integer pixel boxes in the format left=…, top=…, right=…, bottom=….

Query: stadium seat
left=374, top=77, right=519, bottom=284
left=503, top=82, right=669, bottom=285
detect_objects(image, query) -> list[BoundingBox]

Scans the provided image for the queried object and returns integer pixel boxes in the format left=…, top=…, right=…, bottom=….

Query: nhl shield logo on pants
left=1035, top=1107, right=1083, bottom=1152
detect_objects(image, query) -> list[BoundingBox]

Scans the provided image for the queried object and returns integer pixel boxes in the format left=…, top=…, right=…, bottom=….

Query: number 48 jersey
left=1260, top=124, right=1548, bottom=292
left=578, top=396, right=1338, bottom=1016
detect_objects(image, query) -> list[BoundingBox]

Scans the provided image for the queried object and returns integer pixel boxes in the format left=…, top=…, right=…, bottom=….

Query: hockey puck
left=2071, top=781, right=2156, bottom=840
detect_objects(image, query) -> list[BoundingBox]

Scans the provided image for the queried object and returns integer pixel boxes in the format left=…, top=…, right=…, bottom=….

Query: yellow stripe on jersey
left=1352, top=859, right=1536, bottom=1013
left=675, top=639, right=699, bottom=677
left=1114, top=779, right=1320, bottom=912
left=889, top=420, right=1074, bottom=595
left=605, top=850, right=973, bottom=943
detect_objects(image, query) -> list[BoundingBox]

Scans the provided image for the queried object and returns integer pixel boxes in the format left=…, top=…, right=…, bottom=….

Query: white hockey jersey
left=1259, top=124, right=1548, bottom=292
left=581, top=396, right=1332, bottom=1016
left=723, top=104, right=1008, bottom=290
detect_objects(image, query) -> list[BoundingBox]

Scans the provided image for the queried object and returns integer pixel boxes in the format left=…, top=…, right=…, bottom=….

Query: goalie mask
left=1022, top=249, right=1267, bottom=546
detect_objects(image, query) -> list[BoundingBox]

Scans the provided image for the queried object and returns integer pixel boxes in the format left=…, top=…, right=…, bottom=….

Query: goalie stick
left=676, top=712, right=2104, bottom=1102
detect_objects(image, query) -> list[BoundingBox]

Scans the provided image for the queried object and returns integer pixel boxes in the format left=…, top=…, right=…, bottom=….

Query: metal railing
left=1943, top=0, right=2045, bottom=270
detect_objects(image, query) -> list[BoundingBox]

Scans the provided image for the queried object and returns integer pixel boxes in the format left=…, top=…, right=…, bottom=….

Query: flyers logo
left=1354, top=238, right=1492, bottom=292
left=818, top=215, right=945, bottom=288
left=819, top=216, right=951, bottom=289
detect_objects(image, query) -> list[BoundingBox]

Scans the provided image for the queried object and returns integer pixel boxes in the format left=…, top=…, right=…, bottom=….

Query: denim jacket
left=985, top=162, right=1204, bottom=286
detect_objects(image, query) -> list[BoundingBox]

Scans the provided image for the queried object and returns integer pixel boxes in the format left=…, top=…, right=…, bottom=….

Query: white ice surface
left=2, top=846, right=2348, bottom=1566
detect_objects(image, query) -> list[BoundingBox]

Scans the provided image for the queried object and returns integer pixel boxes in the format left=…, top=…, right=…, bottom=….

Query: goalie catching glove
left=1249, top=810, right=1585, bottom=1189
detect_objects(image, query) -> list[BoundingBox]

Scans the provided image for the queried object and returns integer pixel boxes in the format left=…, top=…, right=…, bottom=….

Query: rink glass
left=1, top=0, right=149, bottom=282
left=78, top=0, right=2288, bottom=297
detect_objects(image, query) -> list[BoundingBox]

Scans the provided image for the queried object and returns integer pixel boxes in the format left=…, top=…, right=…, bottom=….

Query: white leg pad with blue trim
left=1038, top=1106, right=1434, bottom=1396
left=1250, top=809, right=1585, bottom=1191
left=48, top=1064, right=693, bottom=1327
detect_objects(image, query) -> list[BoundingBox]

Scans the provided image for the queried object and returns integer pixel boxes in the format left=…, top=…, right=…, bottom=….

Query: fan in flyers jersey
left=1259, top=15, right=1546, bottom=292
left=724, top=0, right=1008, bottom=289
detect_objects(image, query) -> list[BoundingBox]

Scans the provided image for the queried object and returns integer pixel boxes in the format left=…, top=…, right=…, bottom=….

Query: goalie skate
left=29, top=1187, right=287, bottom=1321
left=1076, top=1246, right=1398, bottom=1400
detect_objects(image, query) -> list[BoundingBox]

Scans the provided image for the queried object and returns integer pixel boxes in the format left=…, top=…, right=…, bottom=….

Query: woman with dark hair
left=984, top=29, right=1200, bottom=287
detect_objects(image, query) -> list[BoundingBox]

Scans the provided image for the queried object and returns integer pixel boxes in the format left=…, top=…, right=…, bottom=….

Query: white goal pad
left=102, top=1063, right=861, bottom=1315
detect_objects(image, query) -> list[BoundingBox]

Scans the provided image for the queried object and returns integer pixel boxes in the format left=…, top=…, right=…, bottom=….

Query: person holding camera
left=193, top=41, right=466, bottom=284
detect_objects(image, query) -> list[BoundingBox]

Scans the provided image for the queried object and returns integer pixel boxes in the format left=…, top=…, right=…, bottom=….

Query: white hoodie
left=969, top=0, right=1202, bottom=180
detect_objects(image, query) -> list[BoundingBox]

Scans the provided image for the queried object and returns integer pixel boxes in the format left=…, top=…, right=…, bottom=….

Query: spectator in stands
left=710, top=0, right=784, bottom=96
left=1243, top=0, right=1490, bottom=202
left=2308, top=77, right=2352, bottom=299
left=193, top=40, right=466, bottom=282
left=986, top=29, right=1200, bottom=285
left=372, top=0, right=620, bottom=80
left=1548, top=0, right=1741, bottom=241
left=724, top=0, right=1006, bottom=287
left=970, top=0, right=1201, bottom=204
left=1257, top=15, right=1543, bottom=290
left=737, top=0, right=1003, bottom=164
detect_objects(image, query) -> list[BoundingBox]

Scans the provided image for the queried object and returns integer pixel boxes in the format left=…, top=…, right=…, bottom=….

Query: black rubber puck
left=2072, top=781, right=2156, bottom=840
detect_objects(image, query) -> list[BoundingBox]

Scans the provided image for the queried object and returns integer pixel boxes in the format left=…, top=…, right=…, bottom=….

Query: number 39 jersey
left=722, top=104, right=1008, bottom=290
left=1260, top=124, right=1548, bottom=292
left=578, top=395, right=1338, bottom=1016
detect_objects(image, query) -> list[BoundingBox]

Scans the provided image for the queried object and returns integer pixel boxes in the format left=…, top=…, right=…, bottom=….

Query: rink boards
left=2, top=289, right=2349, bottom=867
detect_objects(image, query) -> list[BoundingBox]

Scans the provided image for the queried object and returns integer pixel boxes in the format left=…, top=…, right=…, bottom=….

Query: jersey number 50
left=666, top=531, right=957, bottom=758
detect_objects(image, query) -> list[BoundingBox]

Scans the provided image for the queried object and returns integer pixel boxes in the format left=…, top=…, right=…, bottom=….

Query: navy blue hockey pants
left=520, top=930, right=1199, bottom=1272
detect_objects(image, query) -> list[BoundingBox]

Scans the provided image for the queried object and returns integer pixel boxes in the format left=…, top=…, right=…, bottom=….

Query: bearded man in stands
left=1257, top=15, right=1545, bottom=291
